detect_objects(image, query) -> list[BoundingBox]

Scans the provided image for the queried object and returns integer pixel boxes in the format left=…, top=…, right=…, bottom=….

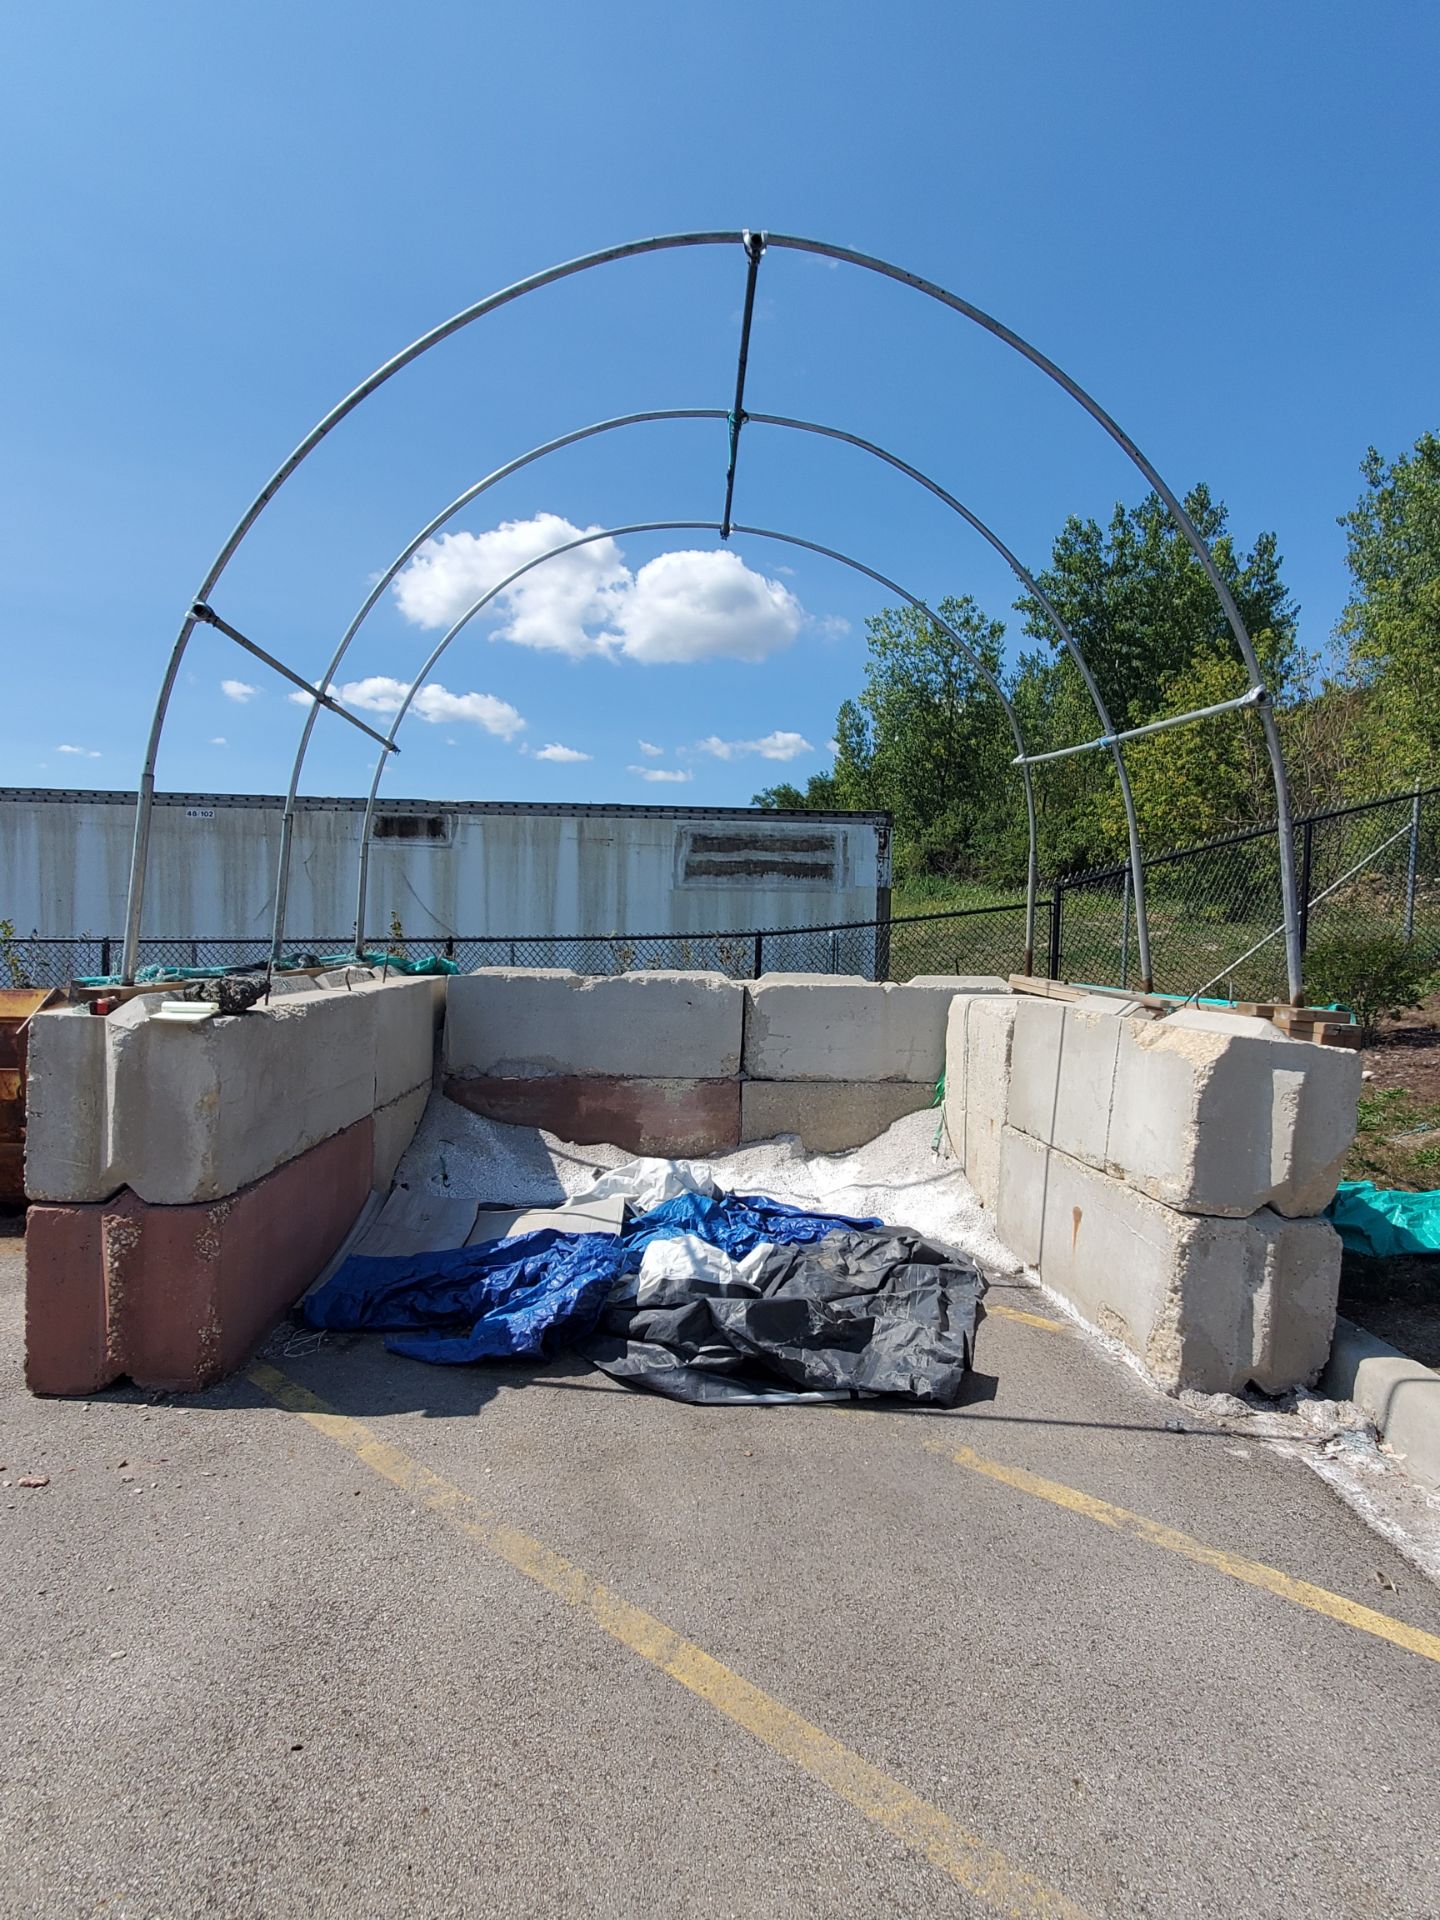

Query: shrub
left=1302, top=932, right=1436, bottom=1041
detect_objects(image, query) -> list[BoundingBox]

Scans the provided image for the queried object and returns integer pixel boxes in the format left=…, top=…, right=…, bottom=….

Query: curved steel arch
left=122, top=229, right=1298, bottom=994
left=267, top=406, right=1152, bottom=983
left=345, top=521, right=1041, bottom=973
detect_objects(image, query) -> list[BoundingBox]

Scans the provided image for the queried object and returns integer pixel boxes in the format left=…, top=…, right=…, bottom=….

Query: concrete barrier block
left=358, top=975, right=441, bottom=1107
left=942, top=994, right=1017, bottom=1209
left=1007, top=995, right=1120, bottom=1171
left=743, top=974, right=957, bottom=1083
left=740, top=1080, right=933, bottom=1152
left=907, top=975, right=1008, bottom=994
left=445, top=969, right=744, bottom=1081
left=24, top=1008, right=115, bottom=1202
left=1107, top=1008, right=1362, bottom=1217
left=108, top=991, right=380, bottom=1205
left=25, top=1118, right=372, bottom=1396
left=1325, top=1318, right=1440, bottom=1492
left=372, top=1082, right=430, bottom=1190
left=444, top=1073, right=741, bottom=1157
left=994, top=1125, right=1340, bottom=1393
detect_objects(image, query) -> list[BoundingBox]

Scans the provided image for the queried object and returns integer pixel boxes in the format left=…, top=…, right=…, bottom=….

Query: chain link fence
left=2, top=901, right=1036, bottom=991
left=1053, top=784, right=1440, bottom=1000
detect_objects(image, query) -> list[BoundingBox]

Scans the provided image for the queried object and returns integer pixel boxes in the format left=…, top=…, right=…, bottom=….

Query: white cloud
left=612, top=550, right=804, bottom=664
left=393, top=513, right=630, bottom=657
left=826, top=738, right=840, bottom=755
left=628, top=764, right=692, bottom=784
left=210, top=736, right=228, bottom=747
left=57, top=743, right=101, bottom=758
left=637, top=739, right=664, bottom=757
left=392, top=515, right=809, bottom=665
left=531, top=743, right=591, bottom=763
left=290, top=675, right=524, bottom=740
left=221, top=678, right=259, bottom=703
left=694, top=730, right=814, bottom=762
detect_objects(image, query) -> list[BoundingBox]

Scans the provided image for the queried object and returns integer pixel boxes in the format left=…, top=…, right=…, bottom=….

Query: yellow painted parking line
left=985, top=1303, right=1067, bottom=1333
left=247, top=1361, right=1091, bottom=1920
left=926, top=1436, right=1440, bottom=1669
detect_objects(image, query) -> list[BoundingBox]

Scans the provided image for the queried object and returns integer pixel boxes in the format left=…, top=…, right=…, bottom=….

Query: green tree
left=1015, top=484, right=1299, bottom=725
left=840, top=597, right=1014, bottom=880
left=752, top=770, right=839, bottom=810
left=1337, top=433, right=1440, bottom=787
left=1012, top=484, right=1304, bottom=856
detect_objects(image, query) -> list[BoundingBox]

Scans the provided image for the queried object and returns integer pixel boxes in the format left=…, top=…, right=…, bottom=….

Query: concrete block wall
left=25, top=972, right=442, bottom=1394
left=944, top=990, right=1360, bottom=1394
left=443, top=968, right=1007, bottom=1155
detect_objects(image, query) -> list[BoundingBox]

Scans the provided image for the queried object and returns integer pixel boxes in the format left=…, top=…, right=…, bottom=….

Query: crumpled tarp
left=304, top=1185, right=987, bottom=1406
left=581, top=1224, right=985, bottom=1406
left=305, top=1191, right=878, bottom=1364
left=1328, top=1179, right=1440, bottom=1258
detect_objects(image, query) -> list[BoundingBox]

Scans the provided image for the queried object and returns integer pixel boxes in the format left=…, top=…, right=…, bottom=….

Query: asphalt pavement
left=3, top=1229, right=1438, bottom=1920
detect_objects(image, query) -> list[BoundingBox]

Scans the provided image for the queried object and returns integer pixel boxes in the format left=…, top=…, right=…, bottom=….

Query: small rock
left=1361, top=1069, right=1374, bottom=1081
left=17, top=1475, right=50, bottom=1489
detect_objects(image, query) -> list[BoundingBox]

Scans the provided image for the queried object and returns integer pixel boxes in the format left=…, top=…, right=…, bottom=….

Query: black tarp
left=580, top=1226, right=985, bottom=1407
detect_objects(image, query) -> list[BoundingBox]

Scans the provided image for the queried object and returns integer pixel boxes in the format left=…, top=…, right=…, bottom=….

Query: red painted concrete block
left=25, top=1117, right=372, bottom=1396
left=443, top=1074, right=742, bottom=1157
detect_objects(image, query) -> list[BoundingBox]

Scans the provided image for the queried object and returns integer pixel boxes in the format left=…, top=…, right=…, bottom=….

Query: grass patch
left=1344, top=1086, right=1440, bottom=1189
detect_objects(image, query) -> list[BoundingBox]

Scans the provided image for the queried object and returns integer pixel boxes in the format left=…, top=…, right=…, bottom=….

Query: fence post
left=1047, top=884, right=1063, bottom=980
left=1120, top=870, right=1131, bottom=990
left=752, top=931, right=763, bottom=980
left=1405, top=783, right=1421, bottom=942
left=100, top=937, right=112, bottom=977
left=873, top=914, right=891, bottom=983
left=1296, top=818, right=1315, bottom=957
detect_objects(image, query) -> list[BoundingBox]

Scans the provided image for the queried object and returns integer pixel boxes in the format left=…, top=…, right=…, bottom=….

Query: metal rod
left=119, top=232, right=744, bottom=981
left=273, top=407, right=1082, bottom=965
left=1405, top=784, right=1421, bottom=941
left=190, top=605, right=400, bottom=752
left=269, top=408, right=728, bottom=962
left=748, top=411, right=1153, bottom=990
left=128, top=226, right=1299, bottom=993
left=1121, top=869, right=1131, bottom=990
left=352, top=519, right=1042, bottom=959
left=720, top=232, right=766, bottom=539
left=1012, top=687, right=1266, bottom=766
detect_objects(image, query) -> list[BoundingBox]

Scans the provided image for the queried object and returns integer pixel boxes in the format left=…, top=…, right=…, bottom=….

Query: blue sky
left=3, top=2, right=1437, bottom=809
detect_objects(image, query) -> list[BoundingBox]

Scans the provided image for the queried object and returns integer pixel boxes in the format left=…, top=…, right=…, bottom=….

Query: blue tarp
left=1328, top=1179, right=1440, bottom=1259
left=304, top=1191, right=881, bottom=1366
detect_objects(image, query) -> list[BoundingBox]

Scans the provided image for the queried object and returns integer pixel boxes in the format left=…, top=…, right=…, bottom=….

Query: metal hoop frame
left=121, top=230, right=1300, bottom=997
left=346, top=519, right=1040, bottom=970
left=268, top=408, right=1153, bottom=986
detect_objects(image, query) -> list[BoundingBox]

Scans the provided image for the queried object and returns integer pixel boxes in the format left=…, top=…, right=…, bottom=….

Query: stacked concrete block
left=740, top=973, right=1005, bottom=1153
left=944, top=990, right=1361, bottom=1394
left=444, top=969, right=746, bottom=1155
left=996, top=1124, right=1341, bottom=1393
left=24, top=973, right=441, bottom=1394
left=943, top=993, right=1018, bottom=1210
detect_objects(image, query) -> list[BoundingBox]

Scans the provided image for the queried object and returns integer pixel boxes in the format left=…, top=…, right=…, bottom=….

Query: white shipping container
left=0, top=789, right=893, bottom=956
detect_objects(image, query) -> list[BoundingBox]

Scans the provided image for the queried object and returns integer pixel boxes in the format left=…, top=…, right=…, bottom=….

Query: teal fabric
left=77, top=948, right=461, bottom=987
left=1328, top=1179, right=1440, bottom=1258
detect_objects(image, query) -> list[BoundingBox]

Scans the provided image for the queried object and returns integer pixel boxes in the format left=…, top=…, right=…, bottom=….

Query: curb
left=1324, top=1316, right=1440, bottom=1493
